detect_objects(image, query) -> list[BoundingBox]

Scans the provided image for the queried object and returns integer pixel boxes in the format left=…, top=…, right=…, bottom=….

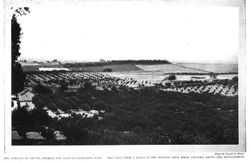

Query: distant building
left=18, top=89, right=35, bottom=111
left=18, top=89, right=34, bottom=102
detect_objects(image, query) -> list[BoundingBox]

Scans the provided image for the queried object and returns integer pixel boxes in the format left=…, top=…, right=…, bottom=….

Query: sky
left=17, top=0, right=239, bottom=63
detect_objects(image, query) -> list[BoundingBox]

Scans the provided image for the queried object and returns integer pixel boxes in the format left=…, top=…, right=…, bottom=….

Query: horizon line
left=19, top=57, right=238, bottom=64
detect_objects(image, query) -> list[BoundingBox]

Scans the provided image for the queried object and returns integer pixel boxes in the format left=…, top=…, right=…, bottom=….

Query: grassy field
left=23, top=64, right=142, bottom=72
left=68, top=64, right=141, bottom=72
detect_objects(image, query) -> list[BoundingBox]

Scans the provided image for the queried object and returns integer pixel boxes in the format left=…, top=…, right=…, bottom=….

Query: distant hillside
left=64, top=59, right=171, bottom=68
left=21, top=59, right=171, bottom=72
left=108, top=60, right=171, bottom=65
left=69, top=64, right=142, bottom=72
left=40, top=60, right=62, bottom=66
left=21, top=60, right=65, bottom=72
left=20, top=59, right=62, bottom=66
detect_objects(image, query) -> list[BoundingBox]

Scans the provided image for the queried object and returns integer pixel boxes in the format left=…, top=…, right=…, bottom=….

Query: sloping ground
left=68, top=64, right=142, bottom=72
left=17, top=88, right=238, bottom=145
left=136, top=64, right=207, bottom=73
left=22, top=62, right=238, bottom=73
left=178, top=63, right=238, bottom=73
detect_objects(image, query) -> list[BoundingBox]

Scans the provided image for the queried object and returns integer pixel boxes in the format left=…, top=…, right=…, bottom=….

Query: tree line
left=64, top=59, right=171, bottom=67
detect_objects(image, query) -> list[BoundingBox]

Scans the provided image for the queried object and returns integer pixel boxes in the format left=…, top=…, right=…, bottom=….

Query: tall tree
left=11, top=7, right=30, bottom=94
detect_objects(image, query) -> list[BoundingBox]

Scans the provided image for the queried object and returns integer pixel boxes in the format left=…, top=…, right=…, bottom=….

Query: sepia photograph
left=1, top=0, right=247, bottom=158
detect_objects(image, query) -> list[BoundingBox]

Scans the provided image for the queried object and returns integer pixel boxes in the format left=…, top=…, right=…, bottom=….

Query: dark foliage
left=59, top=80, right=68, bottom=92
left=12, top=62, right=25, bottom=94
left=11, top=15, right=25, bottom=94
left=31, top=87, right=238, bottom=145
left=33, top=84, right=52, bottom=94
left=64, top=59, right=171, bottom=68
left=108, top=60, right=171, bottom=65
left=11, top=15, right=21, bottom=62
left=83, top=82, right=95, bottom=91
left=12, top=106, right=32, bottom=127
left=12, top=105, right=53, bottom=140
left=11, top=8, right=30, bottom=94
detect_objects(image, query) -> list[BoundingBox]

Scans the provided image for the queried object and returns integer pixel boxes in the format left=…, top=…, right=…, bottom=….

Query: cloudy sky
left=17, top=0, right=239, bottom=63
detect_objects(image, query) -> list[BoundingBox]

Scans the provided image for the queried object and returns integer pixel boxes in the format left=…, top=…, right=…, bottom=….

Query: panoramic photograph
left=11, top=0, right=240, bottom=145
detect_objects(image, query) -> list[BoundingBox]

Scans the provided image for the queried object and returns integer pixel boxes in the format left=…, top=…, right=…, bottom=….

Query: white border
left=1, top=0, right=247, bottom=160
